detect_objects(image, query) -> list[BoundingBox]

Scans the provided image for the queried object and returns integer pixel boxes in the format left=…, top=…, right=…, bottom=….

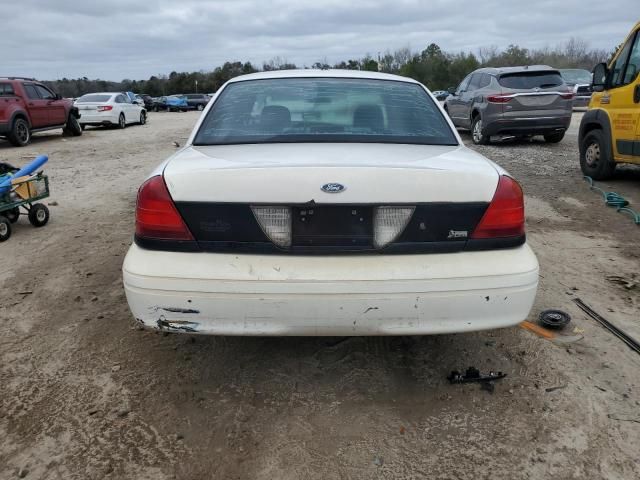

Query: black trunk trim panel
left=134, top=201, right=524, bottom=254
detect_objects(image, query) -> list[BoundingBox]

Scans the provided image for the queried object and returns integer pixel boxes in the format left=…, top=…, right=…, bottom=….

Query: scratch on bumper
left=156, top=317, right=200, bottom=333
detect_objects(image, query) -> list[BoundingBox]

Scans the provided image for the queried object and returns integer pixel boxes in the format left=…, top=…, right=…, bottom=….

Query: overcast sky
left=3, top=0, right=636, bottom=81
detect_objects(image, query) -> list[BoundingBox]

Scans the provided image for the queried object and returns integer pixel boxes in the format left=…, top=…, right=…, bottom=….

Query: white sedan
left=123, top=70, right=538, bottom=336
left=75, top=92, right=146, bottom=129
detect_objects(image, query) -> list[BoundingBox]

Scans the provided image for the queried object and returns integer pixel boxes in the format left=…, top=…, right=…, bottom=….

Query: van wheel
left=8, top=117, right=31, bottom=147
left=544, top=131, right=565, bottom=143
left=63, top=114, right=83, bottom=136
left=580, top=129, right=616, bottom=180
left=471, top=116, right=489, bottom=145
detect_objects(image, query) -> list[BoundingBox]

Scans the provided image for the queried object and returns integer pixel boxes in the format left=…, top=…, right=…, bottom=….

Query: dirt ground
left=1, top=111, right=639, bottom=480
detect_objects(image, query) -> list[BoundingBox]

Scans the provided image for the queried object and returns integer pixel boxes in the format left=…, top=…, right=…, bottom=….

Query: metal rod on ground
left=573, top=298, right=640, bottom=355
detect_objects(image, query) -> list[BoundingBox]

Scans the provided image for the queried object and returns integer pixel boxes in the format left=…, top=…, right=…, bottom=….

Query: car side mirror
left=592, top=63, right=608, bottom=92
left=448, top=87, right=457, bottom=95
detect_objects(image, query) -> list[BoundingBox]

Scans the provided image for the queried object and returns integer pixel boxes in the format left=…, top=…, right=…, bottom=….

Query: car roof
left=227, top=69, right=421, bottom=85
left=0, top=77, right=37, bottom=81
left=474, top=65, right=559, bottom=76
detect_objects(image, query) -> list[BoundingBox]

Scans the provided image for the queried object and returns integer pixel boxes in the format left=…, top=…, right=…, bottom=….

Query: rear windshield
left=560, top=69, right=591, bottom=84
left=77, top=94, right=112, bottom=103
left=194, top=78, right=458, bottom=146
left=498, top=71, right=564, bottom=89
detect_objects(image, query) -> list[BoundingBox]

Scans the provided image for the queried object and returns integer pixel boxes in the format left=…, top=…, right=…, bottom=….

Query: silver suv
left=444, top=65, right=573, bottom=144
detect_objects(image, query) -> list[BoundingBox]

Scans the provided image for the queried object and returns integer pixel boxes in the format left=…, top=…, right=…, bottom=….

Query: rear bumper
left=122, top=244, right=539, bottom=336
left=484, top=115, right=572, bottom=136
left=0, top=122, right=9, bottom=134
left=79, top=113, right=119, bottom=125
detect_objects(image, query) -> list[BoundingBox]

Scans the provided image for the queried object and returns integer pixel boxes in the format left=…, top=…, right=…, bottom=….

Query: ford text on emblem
left=321, top=183, right=346, bottom=193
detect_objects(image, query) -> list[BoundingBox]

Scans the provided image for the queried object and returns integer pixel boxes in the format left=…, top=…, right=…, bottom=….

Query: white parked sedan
left=75, top=92, right=146, bottom=129
left=123, top=70, right=538, bottom=336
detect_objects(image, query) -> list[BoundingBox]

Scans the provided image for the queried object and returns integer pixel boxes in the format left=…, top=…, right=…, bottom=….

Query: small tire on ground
left=5, top=207, right=20, bottom=223
left=28, top=203, right=49, bottom=227
left=197, top=104, right=204, bottom=111
left=471, top=115, right=489, bottom=145
left=139, top=111, right=146, bottom=125
left=118, top=114, right=126, bottom=129
left=0, top=216, right=11, bottom=242
left=80, top=124, right=86, bottom=131
left=544, top=131, right=565, bottom=143
left=8, top=117, right=31, bottom=147
left=580, top=129, right=616, bottom=180
left=539, top=310, right=571, bottom=329
left=63, top=114, right=83, bottom=137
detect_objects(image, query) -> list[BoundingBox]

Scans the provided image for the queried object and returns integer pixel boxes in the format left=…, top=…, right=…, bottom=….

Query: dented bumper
left=122, top=244, right=539, bottom=336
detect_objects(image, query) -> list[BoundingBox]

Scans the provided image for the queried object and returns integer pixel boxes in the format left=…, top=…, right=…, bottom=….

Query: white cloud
left=3, top=0, right=635, bottom=80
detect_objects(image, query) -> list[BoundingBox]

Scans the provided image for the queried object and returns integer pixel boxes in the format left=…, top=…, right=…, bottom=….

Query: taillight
left=135, top=176, right=193, bottom=240
left=471, top=176, right=524, bottom=239
left=560, top=92, right=574, bottom=100
left=487, top=94, right=512, bottom=103
left=97, top=106, right=113, bottom=112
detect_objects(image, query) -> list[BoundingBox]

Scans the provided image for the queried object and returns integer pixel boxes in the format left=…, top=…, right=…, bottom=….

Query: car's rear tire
left=544, top=131, right=565, bottom=143
left=118, top=113, right=126, bottom=129
left=5, top=207, right=20, bottom=223
left=8, top=117, right=31, bottom=147
left=471, top=115, right=489, bottom=145
left=63, top=113, right=83, bottom=137
left=0, top=216, right=11, bottom=242
left=28, top=203, right=49, bottom=227
left=580, top=129, right=616, bottom=180
left=197, top=104, right=204, bottom=111
left=139, top=111, right=146, bottom=125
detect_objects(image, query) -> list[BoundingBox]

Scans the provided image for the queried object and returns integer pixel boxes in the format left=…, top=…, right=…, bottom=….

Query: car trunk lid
left=163, top=143, right=499, bottom=204
left=155, top=143, right=510, bottom=253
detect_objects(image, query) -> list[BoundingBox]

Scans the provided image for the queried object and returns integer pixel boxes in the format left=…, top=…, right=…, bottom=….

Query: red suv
left=0, top=77, right=82, bottom=146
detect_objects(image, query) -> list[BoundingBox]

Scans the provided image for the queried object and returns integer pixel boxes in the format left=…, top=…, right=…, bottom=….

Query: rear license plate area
left=292, top=206, right=373, bottom=247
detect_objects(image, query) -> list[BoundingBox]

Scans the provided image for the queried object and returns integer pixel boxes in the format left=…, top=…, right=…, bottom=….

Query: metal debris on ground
left=539, top=309, right=571, bottom=329
left=447, top=367, right=507, bottom=385
left=573, top=298, right=640, bottom=355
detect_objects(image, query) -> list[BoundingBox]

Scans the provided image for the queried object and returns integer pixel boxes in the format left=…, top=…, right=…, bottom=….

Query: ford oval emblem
left=321, top=183, right=346, bottom=193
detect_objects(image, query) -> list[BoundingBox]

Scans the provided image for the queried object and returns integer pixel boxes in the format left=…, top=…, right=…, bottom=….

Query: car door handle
left=634, top=84, right=640, bottom=103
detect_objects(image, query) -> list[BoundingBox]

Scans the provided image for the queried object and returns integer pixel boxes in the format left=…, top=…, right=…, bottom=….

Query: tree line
left=44, top=38, right=612, bottom=98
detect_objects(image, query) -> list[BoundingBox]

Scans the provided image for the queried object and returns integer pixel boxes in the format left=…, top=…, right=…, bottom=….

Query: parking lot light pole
left=195, top=80, right=198, bottom=93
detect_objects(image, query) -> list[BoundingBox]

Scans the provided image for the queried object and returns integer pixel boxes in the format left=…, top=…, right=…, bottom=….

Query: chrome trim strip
left=502, top=92, right=567, bottom=98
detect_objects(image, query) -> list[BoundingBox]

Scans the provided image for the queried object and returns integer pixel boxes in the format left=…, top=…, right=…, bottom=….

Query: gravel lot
left=1, top=111, right=639, bottom=480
